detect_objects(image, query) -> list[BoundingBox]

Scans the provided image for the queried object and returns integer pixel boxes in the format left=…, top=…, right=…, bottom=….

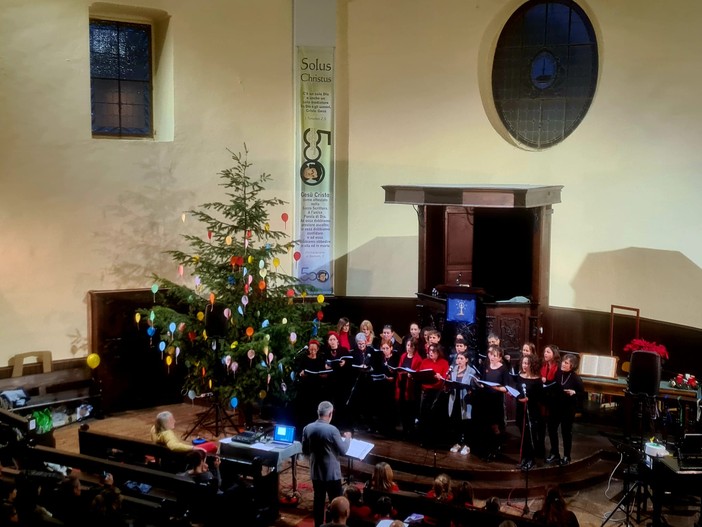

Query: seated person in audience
left=483, top=496, right=501, bottom=514
left=368, top=462, right=399, bottom=492
left=50, top=473, right=89, bottom=526
left=180, top=449, right=223, bottom=496
left=151, top=410, right=217, bottom=454
left=423, top=473, right=453, bottom=527
left=452, top=481, right=475, bottom=508
left=426, top=473, right=453, bottom=503
left=322, top=495, right=351, bottom=527
left=344, top=485, right=374, bottom=526
left=373, top=496, right=396, bottom=523
left=88, top=487, right=130, bottom=527
left=532, top=486, right=579, bottom=527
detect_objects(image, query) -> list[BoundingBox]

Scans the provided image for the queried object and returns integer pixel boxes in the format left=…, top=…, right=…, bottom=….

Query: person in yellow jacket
left=150, top=411, right=218, bottom=454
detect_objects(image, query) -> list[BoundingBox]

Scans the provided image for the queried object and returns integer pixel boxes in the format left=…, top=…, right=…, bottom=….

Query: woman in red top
left=539, top=344, right=561, bottom=463
left=418, top=344, right=450, bottom=448
left=337, top=317, right=352, bottom=351
left=369, top=462, right=400, bottom=492
left=395, top=338, right=423, bottom=440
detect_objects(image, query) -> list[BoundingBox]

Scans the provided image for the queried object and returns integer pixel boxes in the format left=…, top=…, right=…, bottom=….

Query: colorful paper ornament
left=223, top=308, right=232, bottom=319
left=259, top=390, right=267, bottom=399
left=166, top=356, right=173, bottom=366
left=286, top=289, right=294, bottom=297
left=181, top=213, right=186, bottom=223
left=241, top=295, right=249, bottom=306
left=317, top=294, right=325, bottom=304
left=282, top=318, right=287, bottom=324
left=207, top=230, right=212, bottom=240
left=264, top=223, right=270, bottom=232
left=178, top=322, right=186, bottom=332
left=149, top=310, right=155, bottom=321
left=238, top=306, right=244, bottom=315
left=261, top=319, right=269, bottom=328
left=246, top=326, right=254, bottom=337
left=135, top=313, right=141, bottom=324
left=317, top=311, right=324, bottom=320
left=197, top=312, right=205, bottom=321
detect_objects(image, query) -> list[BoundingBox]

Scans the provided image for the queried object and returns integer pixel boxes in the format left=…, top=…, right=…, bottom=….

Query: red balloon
left=317, top=311, right=324, bottom=321
left=293, top=251, right=301, bottom=262
left=286, top=289, right=295, bottom=297
left=207, top=230, right=213, bottom=240
left=281, top=213, right=289, bottom=223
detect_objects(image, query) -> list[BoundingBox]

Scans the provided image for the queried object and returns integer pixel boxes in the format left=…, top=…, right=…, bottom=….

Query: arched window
left=492, top=1, right=598, bottom=149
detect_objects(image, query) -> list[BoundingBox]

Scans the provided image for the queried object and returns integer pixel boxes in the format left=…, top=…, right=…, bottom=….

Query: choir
left=291, top=319, right=583, bottom=467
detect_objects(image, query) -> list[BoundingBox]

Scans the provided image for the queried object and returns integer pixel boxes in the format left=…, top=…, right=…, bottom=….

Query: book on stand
left=580, top=354, right=618, bottom=378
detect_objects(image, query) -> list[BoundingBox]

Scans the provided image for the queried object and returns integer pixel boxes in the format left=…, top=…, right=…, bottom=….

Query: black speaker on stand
left=626, top=350, right=661, bottom=444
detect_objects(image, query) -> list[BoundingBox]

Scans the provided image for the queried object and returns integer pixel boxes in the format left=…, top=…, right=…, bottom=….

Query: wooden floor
left=50, top=403, right=701, bottom=527
left=53, top=401, right=617, bottom=499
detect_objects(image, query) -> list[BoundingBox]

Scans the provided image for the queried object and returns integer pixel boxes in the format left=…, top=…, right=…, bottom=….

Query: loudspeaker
left=628, top=350, right=661, bottom=396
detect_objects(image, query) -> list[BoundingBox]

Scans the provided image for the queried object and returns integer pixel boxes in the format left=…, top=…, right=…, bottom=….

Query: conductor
left=302, top=400, right=352, bottom=527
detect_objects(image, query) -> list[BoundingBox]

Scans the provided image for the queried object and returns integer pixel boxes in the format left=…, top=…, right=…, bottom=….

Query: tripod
left=602, top=440, right=651, bottom=527
left=183, top=394, right=240, bottom=439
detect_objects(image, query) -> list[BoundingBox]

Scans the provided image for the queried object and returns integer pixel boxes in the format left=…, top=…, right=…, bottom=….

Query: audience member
left=150, top=410, right=217, bottom=454
left=483, top=496, right=501, bottom=514
left=532, top=486, right=579, bottom=527
left=322, top=495, right=351, bottom=527
left=369, top=462, right=399, bottom=492
left=373, top=496, right=395, bottom=523
left=344, top=485, right=373, bottom=527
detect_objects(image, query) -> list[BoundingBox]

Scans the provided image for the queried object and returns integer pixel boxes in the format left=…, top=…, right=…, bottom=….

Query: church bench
left=78, top=425, right=188, bottom=473
left=0, top=353, right=102, bottom=423
left=363, top=487, right=543, bottom=527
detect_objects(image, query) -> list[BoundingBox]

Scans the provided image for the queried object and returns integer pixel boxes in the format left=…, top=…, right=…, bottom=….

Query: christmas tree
left=140, top=145, right=326, bottom=424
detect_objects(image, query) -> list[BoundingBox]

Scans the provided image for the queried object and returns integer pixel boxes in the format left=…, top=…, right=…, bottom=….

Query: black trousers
left=312, top=479, right=343, bottom=527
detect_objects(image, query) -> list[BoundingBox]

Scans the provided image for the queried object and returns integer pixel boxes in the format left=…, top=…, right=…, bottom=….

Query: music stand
left=602, top=438, right=650, bottom=527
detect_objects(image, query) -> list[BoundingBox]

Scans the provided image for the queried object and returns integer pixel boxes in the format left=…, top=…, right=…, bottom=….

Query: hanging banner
left=294, top=46, right=334, bottom=294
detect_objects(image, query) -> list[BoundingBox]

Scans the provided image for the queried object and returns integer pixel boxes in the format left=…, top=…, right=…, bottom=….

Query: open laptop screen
left=274, top=424, right=295, bottom=444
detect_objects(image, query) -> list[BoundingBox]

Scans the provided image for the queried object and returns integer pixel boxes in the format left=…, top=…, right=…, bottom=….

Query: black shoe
left=520, top=460, right=534, bottom=471
left=560, top=456, right=571, bottom=465
left=546, top=454, right=560, bottom=464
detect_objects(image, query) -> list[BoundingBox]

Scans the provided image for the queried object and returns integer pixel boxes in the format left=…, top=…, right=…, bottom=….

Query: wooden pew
left=78, top=425, right=187, bottom=473
left=76, top=426, right=280, bottom=525
left=0, top=354, right=101, bottom=421
left=363, top=487, right=544, bottom=527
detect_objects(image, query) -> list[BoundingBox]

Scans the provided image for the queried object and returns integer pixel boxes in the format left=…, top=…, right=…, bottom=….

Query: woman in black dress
left=549, top=353, right=584, bottom=465
left=515, top=355, right=543, bottom=470
left=474, top=345, right=512, bottom=460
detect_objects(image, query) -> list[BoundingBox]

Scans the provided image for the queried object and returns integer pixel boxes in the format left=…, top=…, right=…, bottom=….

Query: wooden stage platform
left=53, top=402, right=621, bottom=501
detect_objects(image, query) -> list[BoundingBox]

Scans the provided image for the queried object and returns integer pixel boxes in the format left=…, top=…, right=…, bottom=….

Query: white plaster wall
left=0, top=0, right=701, bottom=365
left=342, top=0, right=702, bottom=329
left=0, top=0, right=295, bottom=362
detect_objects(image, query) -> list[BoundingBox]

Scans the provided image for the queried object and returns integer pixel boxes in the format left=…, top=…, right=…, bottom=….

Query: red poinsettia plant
left=623, top=338, right=669, bottom=360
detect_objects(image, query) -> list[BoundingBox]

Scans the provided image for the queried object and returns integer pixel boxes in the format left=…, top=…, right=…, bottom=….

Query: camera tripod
left=601, top=440, right=651, bottom=527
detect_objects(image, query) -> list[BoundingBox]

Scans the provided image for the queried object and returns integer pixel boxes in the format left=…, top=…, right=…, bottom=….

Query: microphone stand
left=518, top=383, right=533, bottom=516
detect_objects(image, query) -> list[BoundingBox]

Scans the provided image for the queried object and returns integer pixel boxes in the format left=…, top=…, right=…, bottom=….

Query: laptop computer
left=270, top=424, right=296, bottom=447
left=678, top=433, right=702, bottom=471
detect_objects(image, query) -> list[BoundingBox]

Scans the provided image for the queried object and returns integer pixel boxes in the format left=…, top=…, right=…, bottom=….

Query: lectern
left=382, top=184, right=562, bottom=356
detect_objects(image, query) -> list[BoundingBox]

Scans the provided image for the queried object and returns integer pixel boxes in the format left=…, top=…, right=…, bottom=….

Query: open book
left=580, top=354, right=618, bottom=379
left=326, top=355, right=353, bottom=364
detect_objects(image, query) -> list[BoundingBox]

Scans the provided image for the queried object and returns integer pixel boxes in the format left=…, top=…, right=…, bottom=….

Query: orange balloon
left=258, top=280, right=266, bottom=290
left=246, top=326, right=254, bottom=337
left=210, top=292, right=216, bottom=305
